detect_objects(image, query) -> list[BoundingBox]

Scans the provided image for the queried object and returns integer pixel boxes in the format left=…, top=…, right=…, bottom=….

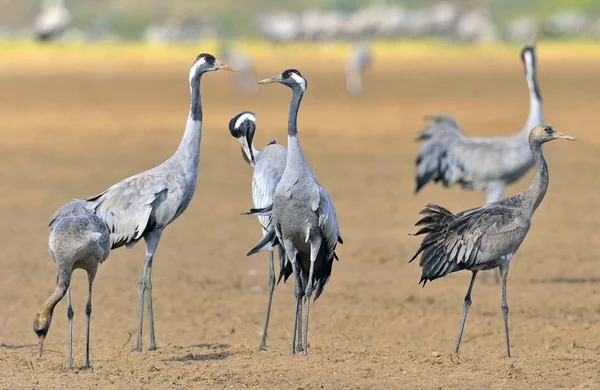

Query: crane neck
left=521, top=64, right=543, bottom=138
left=286, top=85, right=307, bottom=167
left=174, top=73, right=203, bottom=170
left=36, top=282, right=68, bottom=329
left=522, top=139, right=548, bottom=216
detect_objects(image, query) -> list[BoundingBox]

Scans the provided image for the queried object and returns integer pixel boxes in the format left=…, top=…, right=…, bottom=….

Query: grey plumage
left=34, top=202, right=110, bottom=370
left=50, top=53, right=236, bottom=352
left=250, top=69, right=342, bottom=355
left=345, top=41, right=372, bottom=96
left=410, top=124, right=575, bottom=358
left=228, top=111, right=287, bottom=351
left=414, top=42, right=544, bottom=204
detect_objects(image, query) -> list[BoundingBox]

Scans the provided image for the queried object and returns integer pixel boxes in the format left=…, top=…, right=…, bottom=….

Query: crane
left=414, top=39, right=543, bottom=204
left=247, top=69, right=343, bottom=355
left=33, top=0, right=71, bottom=42
left=228, top=111, right=287, bottom=350
left=410, top=124, right=575, bottom=357
left=345, top=41, right=372, bottom=96
left=34, top=200, right=110, bottom=370
left=50, top=53, right=237, bottom=352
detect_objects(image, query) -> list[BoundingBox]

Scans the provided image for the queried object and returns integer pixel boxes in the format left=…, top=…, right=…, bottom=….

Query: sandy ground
left=0, top=50, right=598, bottom=389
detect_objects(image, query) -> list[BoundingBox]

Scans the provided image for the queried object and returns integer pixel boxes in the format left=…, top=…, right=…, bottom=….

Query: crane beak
left=554, top=131, right=576, bottom=141
left=240, top=137, right=255, bottom=166
left=38, top=335, right=45, bottom=358
left=214, top=60, right=238, bottom=72
left=258, top=75, right=283, bottom=84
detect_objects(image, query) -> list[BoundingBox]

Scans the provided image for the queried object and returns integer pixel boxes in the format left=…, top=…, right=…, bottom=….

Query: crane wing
left=84, top=173, right=171, bottom=249
left=410, top=203, right=530, bottom=284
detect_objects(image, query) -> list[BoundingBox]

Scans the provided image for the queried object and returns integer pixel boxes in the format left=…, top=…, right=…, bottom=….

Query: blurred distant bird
left=228, top=111, right=287, bottom=350
left=248, top=69, right=343, bottom=355
left=345, top=41, right=372, bottom=96
left=218, top=43, right=258, bottom=96
left=34, top=201, right=110, bottom=370
left=50, top=54, right=237, bottom=352
left=414, top=37, right=543, bottom=203
left=33, top=0, right=71, bottom=42
left=410, top=124, right=575, bottom=358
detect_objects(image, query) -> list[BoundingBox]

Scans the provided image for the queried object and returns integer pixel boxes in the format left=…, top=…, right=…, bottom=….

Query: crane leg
left=136, top=229, right=163, bottom=352
left=85, top=271, right=95, bottom=369
left=302, top=236, right=321, bottom=356
left=499, top=263, right=511, bottom=358
left=296, top=271, right=306, bottom=353
left=258, top=248, right=276, bottom=351
left=66, top=286, right=74, bottom=370
left=454, top=271, right=477, bottom=354
left=284, top=241, right=300, bottom=355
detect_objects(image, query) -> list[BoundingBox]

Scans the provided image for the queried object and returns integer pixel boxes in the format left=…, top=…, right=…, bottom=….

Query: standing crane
left=345, top=41, right=372, bottom=96
left=410, top=124, right=575, bottom=358
left=50, top=53, right=237, bottom=352
left=34, top=200, right=110, bottom=370
left=247, top=69, right=343, bottom=355
left=414, top=39, right=543, bottom=203
left=228, top=111, right=287, bottom=351
left=33, top=0, right=71, bottom=42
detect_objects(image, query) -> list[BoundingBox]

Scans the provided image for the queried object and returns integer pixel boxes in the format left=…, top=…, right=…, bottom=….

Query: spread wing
left=411, top=203, right=530, bottom=284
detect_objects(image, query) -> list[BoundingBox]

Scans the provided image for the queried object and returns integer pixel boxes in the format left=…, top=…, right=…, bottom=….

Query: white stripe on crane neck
left=189, top=57, right=206, bottom=83
left=235, top=112, right=256, bottom=129
left=523, top=51, right=534, bottom=74
left=289, top=72, right=306, bottom=91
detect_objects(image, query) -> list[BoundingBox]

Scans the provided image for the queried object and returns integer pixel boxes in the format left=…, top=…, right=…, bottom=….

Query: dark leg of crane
left=66, top=286, right=74, bottom=370
left=284, top=241, right=300, bottom=355
left=499, top=263, right=511, bottom=358
left=85, top=271, right=95, bottom=369
left=303, top=237, right=321, bottom=356
left=454, top=271, right=478, bottom=354
left=258, top=248, right=276, bottom=351
left=296, top=271, right=306, bottom=353
left=136, top=229, right=163, bottom=352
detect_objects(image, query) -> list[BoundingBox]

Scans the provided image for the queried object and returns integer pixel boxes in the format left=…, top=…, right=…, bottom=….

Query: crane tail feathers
left=247, top=227, right=278, bottom=256
left=410, top=204, right=459, bottom=284
left=242, top=204, right=273, bottom=217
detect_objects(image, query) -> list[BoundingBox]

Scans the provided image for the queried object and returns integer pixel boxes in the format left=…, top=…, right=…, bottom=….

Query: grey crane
left=247, top=69, right=343, bottom=355
left=50, top=53, right=236, bottom=352
left=33, top=0, right=71, bottom=42
left=34, top=200, right=110, bottom=370
left=410, top=124, right=574, bottom=358
left=414, top=40, right=543, bottom=204
left=345, top=41, right=372, bottom=96
left=228, top=111, right=287, bottom=351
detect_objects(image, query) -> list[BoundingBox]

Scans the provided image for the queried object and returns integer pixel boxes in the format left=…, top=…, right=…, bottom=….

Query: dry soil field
left=0, top=45, right=599, bottom=389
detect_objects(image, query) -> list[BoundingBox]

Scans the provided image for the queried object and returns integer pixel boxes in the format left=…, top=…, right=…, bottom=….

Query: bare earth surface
left=0, top=51, right=598, bottom=389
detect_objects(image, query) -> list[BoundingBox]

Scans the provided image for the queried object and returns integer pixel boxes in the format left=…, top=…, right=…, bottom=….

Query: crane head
left=530, top=124, right=575, bottom=144
left=520, top=28, right=538, bottom=74
left=33, top=310, right=52, bottom=358
left=229, top=111, right=257, bottom=166
left=519, top=45, right=537, bottom=75
left=189, top=53, right=238, bottom=84
left=258, top=69, right=307, bottom=92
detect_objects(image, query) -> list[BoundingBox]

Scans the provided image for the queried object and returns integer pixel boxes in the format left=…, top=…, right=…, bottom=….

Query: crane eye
left=545, top=127, right=552, bottom=134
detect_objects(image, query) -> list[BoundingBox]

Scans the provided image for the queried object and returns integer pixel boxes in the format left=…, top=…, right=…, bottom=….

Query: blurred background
left=2, top=0, right=600, bottom=44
